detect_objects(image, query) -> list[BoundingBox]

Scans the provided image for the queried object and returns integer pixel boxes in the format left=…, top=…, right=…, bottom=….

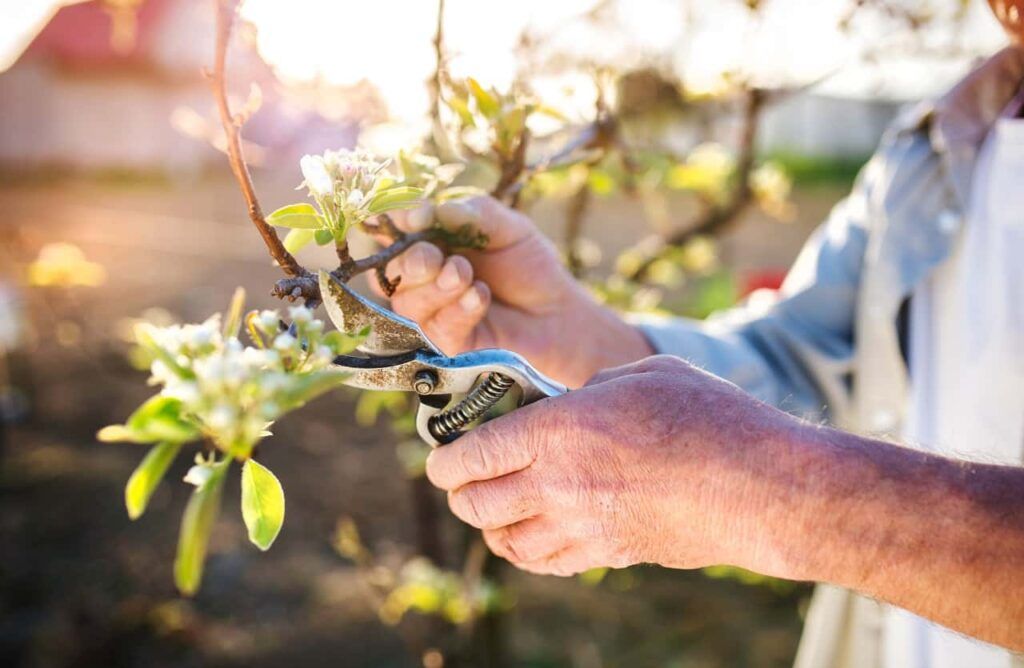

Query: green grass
left=764, top=152, right=870, bottom=189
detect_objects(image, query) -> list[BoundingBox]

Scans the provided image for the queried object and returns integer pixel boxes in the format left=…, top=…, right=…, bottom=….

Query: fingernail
left=407, top=203, right=434, bottom=231
left=436, top=260, right=462, bottom=291
left=406, top=245, right=428, bottom=280
left=438, top=199, right=480, bottom=224
left=459, top=287, right=482, bottom=312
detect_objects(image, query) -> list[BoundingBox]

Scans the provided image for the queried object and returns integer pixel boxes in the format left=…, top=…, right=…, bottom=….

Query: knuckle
left=496, top=528, right=527, bottom=563
left=460, top=433, right=496, bottom=480
left=646, top=354, right=688, bottom=372
left=450, top=487, right=487, bottom=527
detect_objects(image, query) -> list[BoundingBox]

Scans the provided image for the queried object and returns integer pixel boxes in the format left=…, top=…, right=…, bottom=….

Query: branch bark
left=627, top=87, right=766, bottom=282
left=211, top=0, right=306, bottom=279
left=429, top=0, right=447, bottom=127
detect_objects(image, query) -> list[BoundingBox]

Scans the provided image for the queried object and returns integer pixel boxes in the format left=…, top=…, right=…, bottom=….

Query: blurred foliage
left=26, top=243, right=107, bottom=288
left=766, top=152, right=870, bottom=189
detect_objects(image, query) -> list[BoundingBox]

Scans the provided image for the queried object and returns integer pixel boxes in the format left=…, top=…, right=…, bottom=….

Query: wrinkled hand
left=378, top=197, right=651, bottom=388
left=424, top=355, right=802, bottom=577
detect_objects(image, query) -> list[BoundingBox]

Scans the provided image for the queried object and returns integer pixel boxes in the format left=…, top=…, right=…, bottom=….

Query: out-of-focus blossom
left=751, top=162, right=796, bottom=221
left=26, top=243, right=106, bottom=288
left=104, top=301, right=366, bottom=459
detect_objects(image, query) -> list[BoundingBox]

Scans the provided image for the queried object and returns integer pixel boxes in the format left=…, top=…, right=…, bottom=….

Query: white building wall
left=0, top=62, right=216, bottom=171
left=758, top=93, right=903, bottom=159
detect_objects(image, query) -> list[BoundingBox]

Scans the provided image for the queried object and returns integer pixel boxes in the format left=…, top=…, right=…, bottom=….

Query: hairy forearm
left=542, top=285, right=654, bottom=388
left=762, top=422, right=1024, bottom=649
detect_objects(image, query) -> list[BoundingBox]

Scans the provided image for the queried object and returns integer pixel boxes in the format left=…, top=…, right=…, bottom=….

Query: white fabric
left=883, top=114, right=1024, bottom=668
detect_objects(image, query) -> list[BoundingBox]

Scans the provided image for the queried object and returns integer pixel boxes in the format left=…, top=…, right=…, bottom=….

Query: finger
left=425, top=411, right=540, bottom=491
left=386, top=202, right=434, bottom=234
left=422, top=281, right=491, bottom=353
left=390, top=255, right=473, bottom=325
left=436, top=196, right=534, bottom=250
left=385, top=241, right=444, bottom=290
left=483, top=516, right=568, bottom=564
left=447, top=473, right=543, bottom=530
left=515, top=545, right=591, bottom=578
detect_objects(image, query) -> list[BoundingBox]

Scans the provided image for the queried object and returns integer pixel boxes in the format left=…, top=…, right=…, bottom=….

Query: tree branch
left=210, top=0, right=306, bottom=279
left=429, top=0, right=447, bottom=127
left=627, top=87, right=766, bottom=282
left=271, top=228, right=444, bottom=303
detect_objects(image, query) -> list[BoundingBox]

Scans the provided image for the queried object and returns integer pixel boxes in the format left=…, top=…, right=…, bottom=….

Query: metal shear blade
left=318, top=270, right=440, bottom=357
left=317, top=269, right=567, bottom=446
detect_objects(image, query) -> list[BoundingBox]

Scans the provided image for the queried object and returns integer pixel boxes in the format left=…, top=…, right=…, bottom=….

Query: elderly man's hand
left=425, top=356, right=804, bottom=577
left=378, top=197, right=652, bottom=388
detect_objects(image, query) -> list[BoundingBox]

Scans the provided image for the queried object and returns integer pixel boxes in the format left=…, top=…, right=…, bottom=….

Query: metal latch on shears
left=318, top=270, right=566, bottom=447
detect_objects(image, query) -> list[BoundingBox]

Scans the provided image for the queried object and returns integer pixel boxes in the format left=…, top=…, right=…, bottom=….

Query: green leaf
left=279, top=369, right=352, bottom=410
left=128, top=395, right=199, bottom=442
left=467, top=78, right=500, bottom=119
left=222, top=287, right=246, bottom=339
left=314, top=229, right=334, bottom=246
left=134, top=327, right=194, bottom=381
left=125, top=441, right=182, bottom=520
left=240, top=459, right=285, bottom=551
left=97, top=425, right=139, bottom=443
left=267, top=203, right=325, bottom=229
left=174, top=459, right=228, bottom=596
left=587, top=169, right=616, bottom=196
left=534, top=104, right=569, bottom=121
left=368, top=187, right=424, bottom=214
left=436, top=186, right=487, bottom=203
left=323, top=324, right=371, bottom=355
left=99, top=395, right=199, bottom=444
left=446, top=95, right=476, bottom=127
left=283, top=228, right=315, bottom=254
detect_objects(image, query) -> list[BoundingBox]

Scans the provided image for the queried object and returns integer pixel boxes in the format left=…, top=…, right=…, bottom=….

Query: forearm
left=760, top=422, right=1024, bottom=649
left=552, top=286, right=654, bottom=387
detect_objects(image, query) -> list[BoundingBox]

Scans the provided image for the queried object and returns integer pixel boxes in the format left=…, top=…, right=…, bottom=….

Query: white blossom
left=288, top=305, right=313, bottom=324
left=135, top=307, right=354, bottom=458
left=300, top=155, right=334, bottom=197
left=163, top=380, right=200, bottom=404
left=273, top=333, right=298, bottom=352
left=257, top=310, right=280, bottom=333
left=183, top=463, right=213, bottom=487
left=206, top=404, right=236, bottom=431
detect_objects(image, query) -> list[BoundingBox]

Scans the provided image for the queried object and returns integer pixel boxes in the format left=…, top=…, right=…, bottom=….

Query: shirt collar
left=927, top=46, right=1024, bottom=207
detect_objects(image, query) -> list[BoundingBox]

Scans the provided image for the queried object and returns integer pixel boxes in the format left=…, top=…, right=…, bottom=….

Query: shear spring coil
left=428, top=373, right=515, bottom=441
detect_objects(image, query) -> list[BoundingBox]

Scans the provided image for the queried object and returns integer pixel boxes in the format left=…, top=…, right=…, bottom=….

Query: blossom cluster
left=300, top=149, right=423, bottom=234
left=134, top=305, right=356, bottom=459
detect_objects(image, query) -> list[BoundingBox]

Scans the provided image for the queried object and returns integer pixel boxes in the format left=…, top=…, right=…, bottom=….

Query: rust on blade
left=318, top=270, right=440, bottom=356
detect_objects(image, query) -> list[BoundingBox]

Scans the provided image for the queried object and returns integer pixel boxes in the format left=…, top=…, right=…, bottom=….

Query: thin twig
left=491, top=127, right=531, bottom=206
left=209, top=0, right=306, bottom=279
left=627, top=87, right=766, bottom=282
left=564, top=185, right=591, bottom=278
left=429, top=0, right=447, bottom=127
left=272, top=229, right=444, bottom=303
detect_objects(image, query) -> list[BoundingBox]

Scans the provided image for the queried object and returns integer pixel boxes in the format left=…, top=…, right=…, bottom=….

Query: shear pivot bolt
left=414, top=370, right=438, bottom=395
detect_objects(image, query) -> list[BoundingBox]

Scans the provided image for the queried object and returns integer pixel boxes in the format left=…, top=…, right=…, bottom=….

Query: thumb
left=384, top=202, right=435, bottom=234
left=436, top=196, right=535, bottom=251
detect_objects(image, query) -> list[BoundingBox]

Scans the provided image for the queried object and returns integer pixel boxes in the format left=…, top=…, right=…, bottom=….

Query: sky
left=239, top=0, right=1007, bottom=118
left=1, top=0, right=1010, bottom=119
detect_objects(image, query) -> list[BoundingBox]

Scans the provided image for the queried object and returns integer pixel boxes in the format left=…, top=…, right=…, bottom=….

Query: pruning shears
left=318, top=270, right=567, bottom=447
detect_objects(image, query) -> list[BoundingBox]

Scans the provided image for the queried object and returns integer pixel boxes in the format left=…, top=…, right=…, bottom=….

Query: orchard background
left=0, top=1, right=1008, bottom=666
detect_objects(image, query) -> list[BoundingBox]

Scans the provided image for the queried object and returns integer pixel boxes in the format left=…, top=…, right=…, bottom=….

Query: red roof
left=25, top=0, right=176, bottom=70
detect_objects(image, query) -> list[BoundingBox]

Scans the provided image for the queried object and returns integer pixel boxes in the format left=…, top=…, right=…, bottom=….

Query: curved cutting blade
left=318, top=270, right=440, bottom=356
